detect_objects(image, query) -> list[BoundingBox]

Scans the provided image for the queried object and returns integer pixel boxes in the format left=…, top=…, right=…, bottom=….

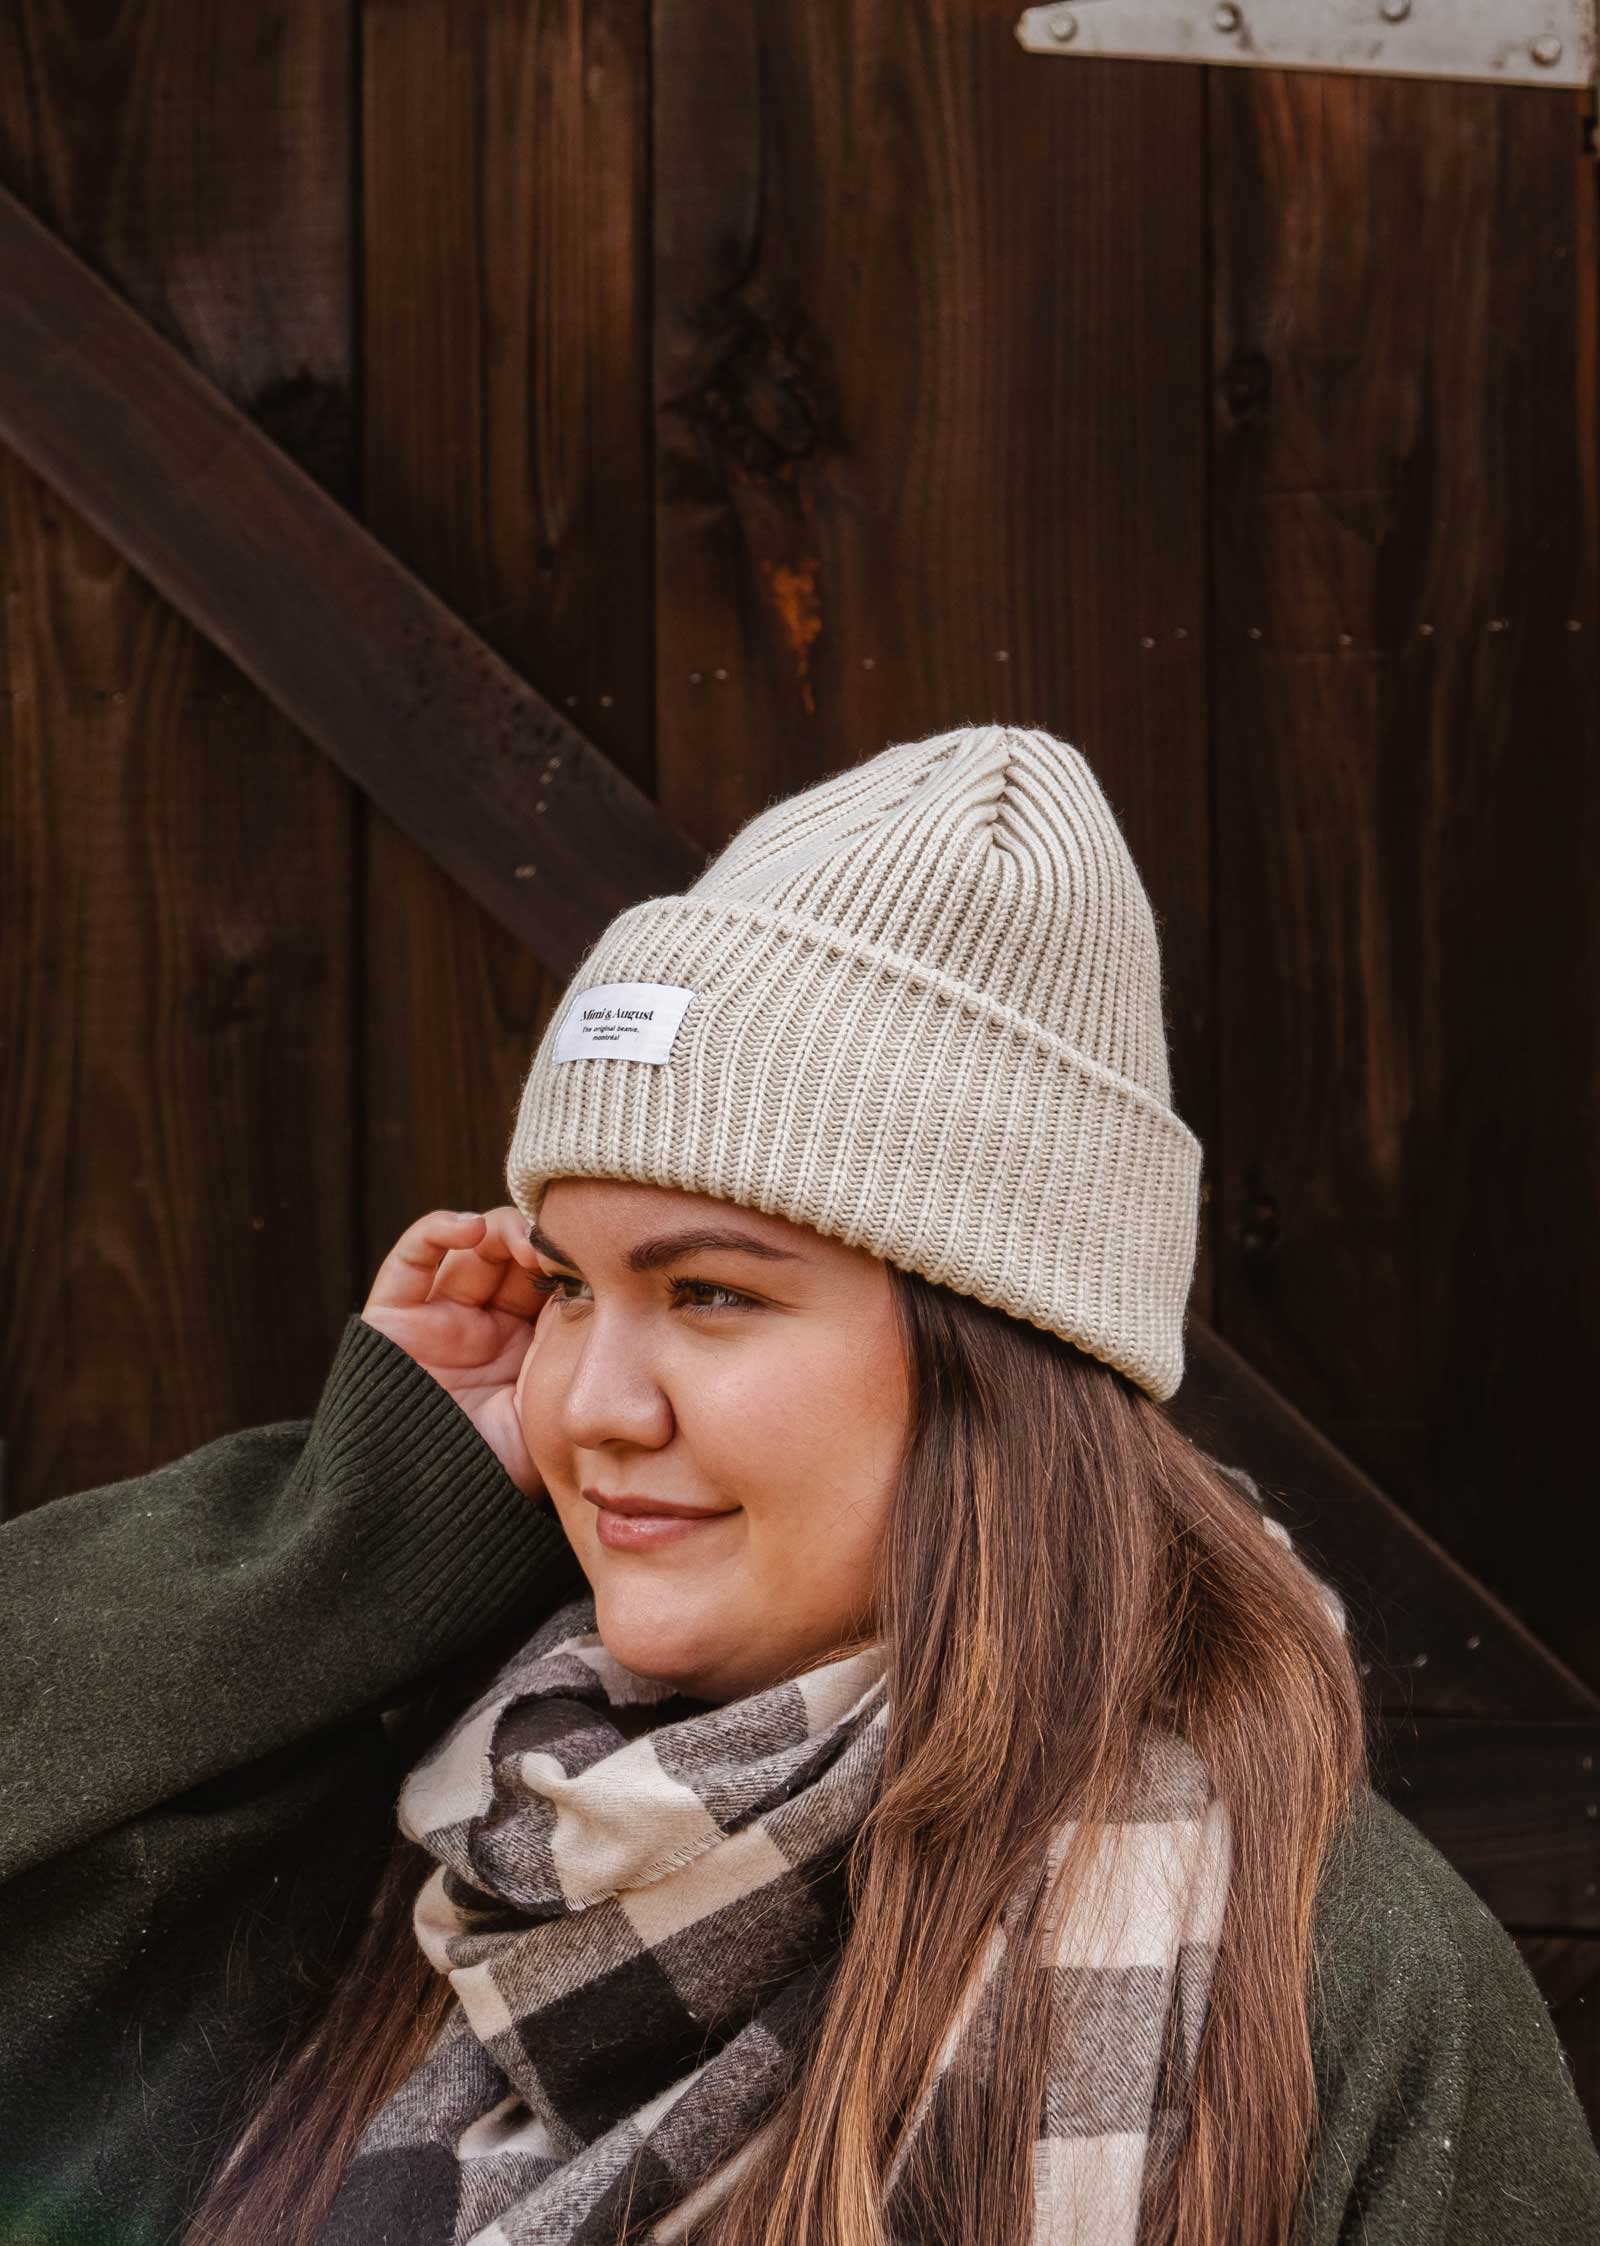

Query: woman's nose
left=552, top=1323, right=674, bottom=1452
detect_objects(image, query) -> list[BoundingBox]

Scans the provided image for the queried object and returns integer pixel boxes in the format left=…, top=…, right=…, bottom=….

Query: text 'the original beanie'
left=505, top=724, right=1203, bottom=1401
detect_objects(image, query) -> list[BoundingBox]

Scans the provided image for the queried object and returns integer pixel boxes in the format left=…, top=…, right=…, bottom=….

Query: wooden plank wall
left=1209, top=67, right=1600, bottom=1699
left=1201, top=70, right=1600, bottom=2099
left=2, top=0, right=1597, bottom=2137
left=652, top=0, right=1214, bottom=1137
left=0, top=3, right=359, bottom=1502
left=358, top=0, right=655, bottom=1262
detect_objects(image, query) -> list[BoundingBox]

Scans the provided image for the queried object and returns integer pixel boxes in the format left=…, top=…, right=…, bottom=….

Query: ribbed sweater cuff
left=301, top=1312, right=580, bottom=1658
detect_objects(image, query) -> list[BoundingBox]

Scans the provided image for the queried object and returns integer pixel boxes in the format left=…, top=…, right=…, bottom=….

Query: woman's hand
left=361, top=1208, right=551, bottom=1498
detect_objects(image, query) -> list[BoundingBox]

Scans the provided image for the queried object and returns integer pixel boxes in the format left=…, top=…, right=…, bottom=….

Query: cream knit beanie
left=504, top=724, right=1202, bottom=1401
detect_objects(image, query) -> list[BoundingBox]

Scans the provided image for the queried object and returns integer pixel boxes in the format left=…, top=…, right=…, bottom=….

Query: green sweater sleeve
left=0, top=1313, right=578, bottom=1882
left=0, top=1313, right=583, bottom=2246
left=1296, top=1790, right=1600, bottom=2245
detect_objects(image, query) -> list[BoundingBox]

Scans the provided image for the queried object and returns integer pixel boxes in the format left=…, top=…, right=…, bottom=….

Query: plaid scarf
left=319, top=1467, right=1325, bottom=2246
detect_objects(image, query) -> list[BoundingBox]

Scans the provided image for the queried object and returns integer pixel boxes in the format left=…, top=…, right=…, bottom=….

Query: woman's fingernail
left=453, top=1211, right=482, bottom=1222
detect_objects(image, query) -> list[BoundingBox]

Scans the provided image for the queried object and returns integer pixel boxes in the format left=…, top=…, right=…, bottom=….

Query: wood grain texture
left=1377, top=1718, right=1600, bottom=1932
left=0, top=1, right=357, bottom=1510
left=1173, top=1319, right=1600, bottom=1719
left=1210, top=72, right=1600, bottom=1694
left=0, top=177, right=698, bottom=981
left=651, top=0, right=1218, bottom=1308
left=359, top=0, right=657, bottom=1255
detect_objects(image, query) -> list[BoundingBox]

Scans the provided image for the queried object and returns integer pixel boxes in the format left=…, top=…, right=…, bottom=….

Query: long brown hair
left=184, top=1262, right=1368, bottom=2246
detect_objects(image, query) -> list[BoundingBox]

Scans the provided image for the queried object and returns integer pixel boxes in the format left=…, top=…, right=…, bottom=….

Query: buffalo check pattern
left=319, top=1467, right=1328, bottom=2245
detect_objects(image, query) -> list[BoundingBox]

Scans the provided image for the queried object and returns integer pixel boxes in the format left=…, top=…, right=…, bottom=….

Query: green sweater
left=3, top=1314, right=1598, bottom=2246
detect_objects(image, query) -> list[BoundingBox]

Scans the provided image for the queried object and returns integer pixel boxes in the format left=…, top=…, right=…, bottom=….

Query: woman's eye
left=530, top=1271, right=583, bottom=1302
left=670, top=1278, right=755, bottom=1312
left=528, top=1271, right=753, bottom=1313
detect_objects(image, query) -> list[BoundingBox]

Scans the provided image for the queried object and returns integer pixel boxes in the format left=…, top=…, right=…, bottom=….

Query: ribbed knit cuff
left=301, top=1312, right=581, bottom=1659
left=507, top=894, right=1202, bottom=1400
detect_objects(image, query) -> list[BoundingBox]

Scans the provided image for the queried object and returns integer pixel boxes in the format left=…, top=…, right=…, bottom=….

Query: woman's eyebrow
left=526, top=1223, right=807, bottom=1274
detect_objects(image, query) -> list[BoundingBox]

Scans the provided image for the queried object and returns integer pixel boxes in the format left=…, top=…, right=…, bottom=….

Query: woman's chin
left=589, top=1584, right=731, bottom=1699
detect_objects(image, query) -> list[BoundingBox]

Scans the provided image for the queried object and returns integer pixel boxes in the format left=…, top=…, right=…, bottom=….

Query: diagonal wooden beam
left=1376, top=1717, right=1600, bottom=1931
left=0, top=184, right=708, bottom=978
left=1174, top=1329, right=1600, bottom=1915
left=1173, top=1320, right=1600, bottom=1721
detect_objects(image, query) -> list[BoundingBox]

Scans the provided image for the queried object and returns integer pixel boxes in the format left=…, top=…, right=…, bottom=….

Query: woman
left=4, top=725, right=1597, bottom=2246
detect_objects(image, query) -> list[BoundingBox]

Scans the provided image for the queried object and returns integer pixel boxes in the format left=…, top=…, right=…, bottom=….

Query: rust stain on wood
left=761, top=551, right=822, bottom=713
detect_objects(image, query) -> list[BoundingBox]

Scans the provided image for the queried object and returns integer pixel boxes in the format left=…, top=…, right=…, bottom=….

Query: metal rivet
left=995, top=648, right=1010, bottom=663
left=1379, top=0, right=1410, bottom=21
left=689, top=671, right=704, bottom=684
left=1566, top=619, right=1583, bottom=632
left=1419, top=622, right=1435, bottom=637
left=1582, top=1755, right=1594, bottom=1771
left=535, top=800, right=547, bottom=814
left=513, top=863, right=536, bottom=879
left=1047, top=6, right=1078, bottom=41
left=1174, top=626, right=1190, bottom=640
left=1588, top=1802, right=1598, bottom=1818
left=599, top=693, right=614, bottom=707
left=1531, top=34, right=1563, bottom=65
left=862, top=656, right=876, bottom=670
left=565, top=694, right=578, bottom=707
left=1213, top=2, right=1242, bottom=30
left=1412, top=1651, right=1428, bottom=1667
left=1338, top=633, right=1353, bottom=648
left=1466, top=1633, right=1481, bottom=1649
left=1488, top=617, right=1508, bottom=632
left=713, top=667, right=729, bottom=681
left=1247, top=626, right=1263, bottom=640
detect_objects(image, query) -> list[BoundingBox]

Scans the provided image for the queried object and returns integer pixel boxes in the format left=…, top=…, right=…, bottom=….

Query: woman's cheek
left=514, top=1319, right=552, bottom=1435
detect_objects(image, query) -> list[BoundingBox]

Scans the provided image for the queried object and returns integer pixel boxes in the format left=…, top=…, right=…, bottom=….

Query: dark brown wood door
left=2, top=0, right=1596, bottom=2130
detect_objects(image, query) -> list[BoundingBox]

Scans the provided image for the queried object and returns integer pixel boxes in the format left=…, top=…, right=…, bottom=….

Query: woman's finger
left=364, top=1210, right=488, bottom=1310
left=476, top=1205, right=551, bottom=1318
left=427, top=1206, right=545, bottom=1315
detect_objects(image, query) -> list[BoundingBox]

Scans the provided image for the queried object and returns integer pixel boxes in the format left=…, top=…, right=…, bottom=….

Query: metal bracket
left=1015, top=1, right=1596, bottom=89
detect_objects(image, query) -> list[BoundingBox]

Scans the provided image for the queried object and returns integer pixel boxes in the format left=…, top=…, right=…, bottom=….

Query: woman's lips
left=593, top=1507, right=740, bottom=1551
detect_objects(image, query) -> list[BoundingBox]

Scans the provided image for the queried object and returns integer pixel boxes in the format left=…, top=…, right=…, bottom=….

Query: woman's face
left=512, top=1177, right=912, bottom=1703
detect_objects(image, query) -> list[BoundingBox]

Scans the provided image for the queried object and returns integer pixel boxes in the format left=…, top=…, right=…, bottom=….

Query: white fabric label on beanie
left=552, top=981, right=696, bottom=1065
